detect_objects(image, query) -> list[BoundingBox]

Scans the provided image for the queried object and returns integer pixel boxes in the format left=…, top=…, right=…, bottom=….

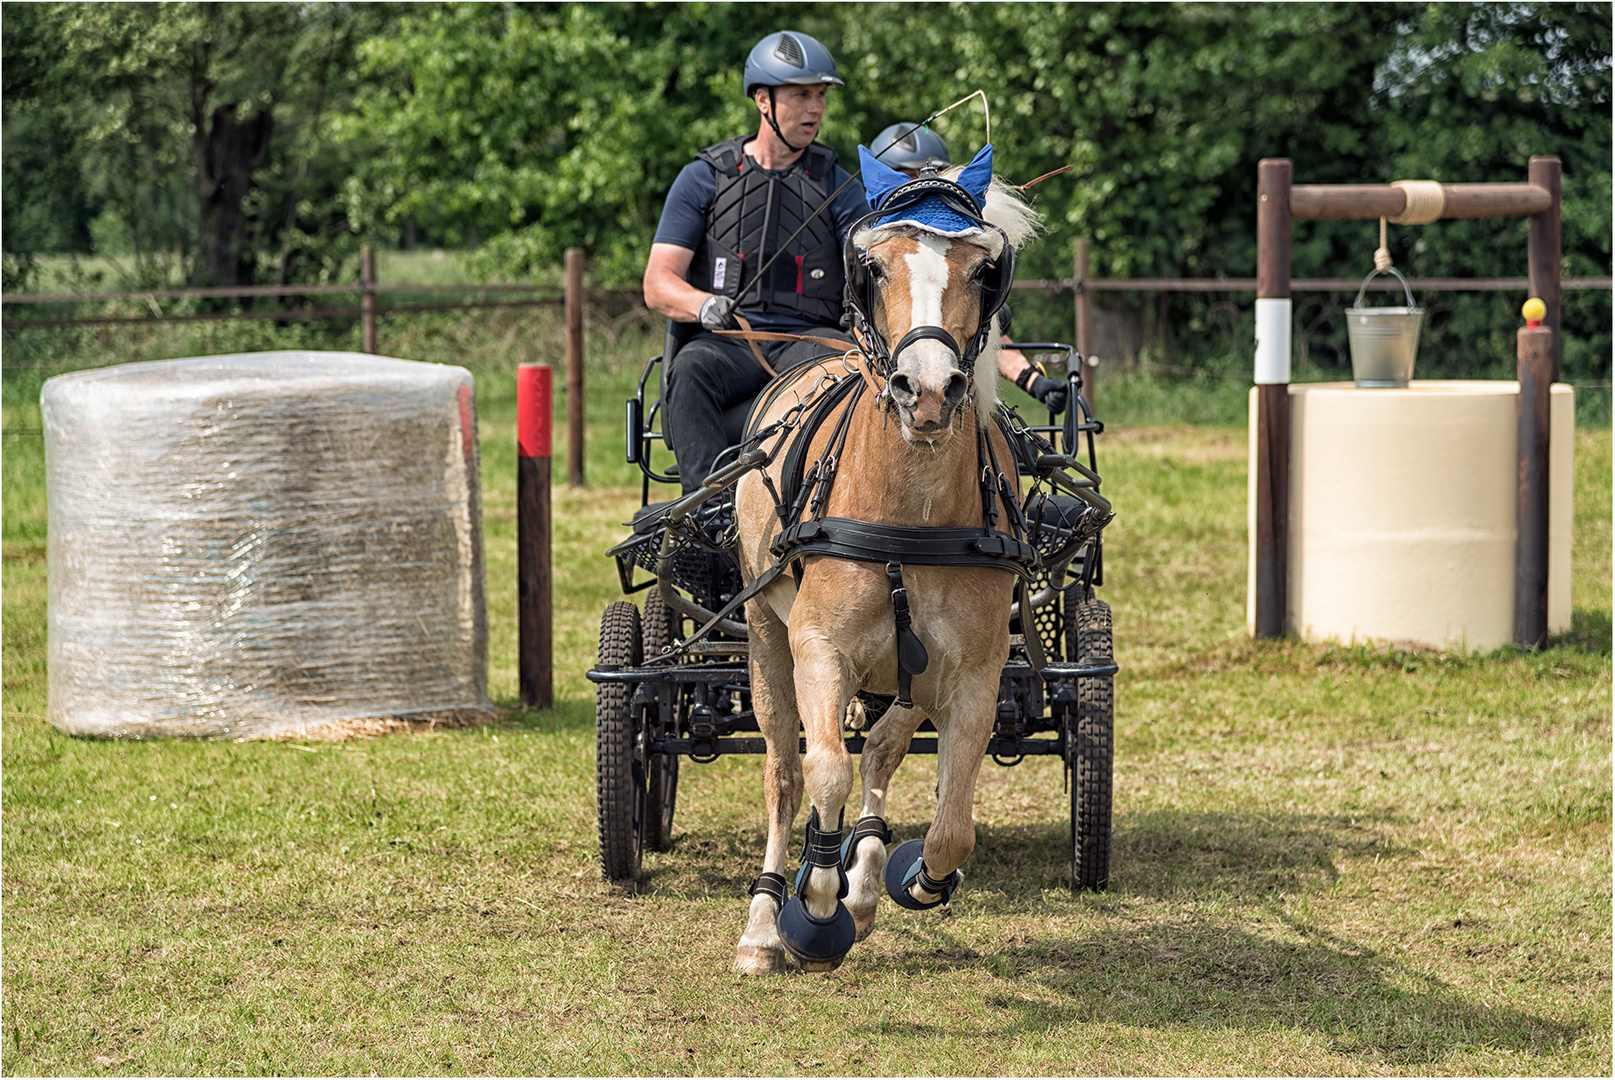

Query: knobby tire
left=640, top=589, right=680, bottom=852
left=1069, top=597, right=1114, bottom=892
left=597, top=601, right=645, bottom=885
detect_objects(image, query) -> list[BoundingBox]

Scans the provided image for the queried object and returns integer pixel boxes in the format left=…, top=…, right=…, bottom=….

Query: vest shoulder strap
left=697, top=136, right=750, bottom=177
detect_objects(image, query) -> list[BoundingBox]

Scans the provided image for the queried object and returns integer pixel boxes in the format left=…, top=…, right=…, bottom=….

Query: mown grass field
left=2, top=309, right=1609, bottom=1075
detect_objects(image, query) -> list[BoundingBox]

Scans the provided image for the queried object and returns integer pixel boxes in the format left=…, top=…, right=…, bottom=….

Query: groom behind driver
left=642, top=30, right=870, bottom=492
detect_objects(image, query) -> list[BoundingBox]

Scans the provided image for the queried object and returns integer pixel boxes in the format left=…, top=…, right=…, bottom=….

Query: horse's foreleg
left=735, top=600, right=802, bottom=976
left=891, top=674, right=998, bottom=909
left=791, top=633, right=856, bottom=916
left=771, top=629, right=860, bottom=969
left=844, top=702, right=927, bottom=939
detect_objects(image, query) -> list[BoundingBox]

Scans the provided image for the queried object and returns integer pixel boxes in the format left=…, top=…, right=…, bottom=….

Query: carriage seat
left=661, top=318, right=763, bottom=474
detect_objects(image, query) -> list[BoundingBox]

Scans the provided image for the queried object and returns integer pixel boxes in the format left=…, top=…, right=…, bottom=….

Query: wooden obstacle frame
left=1252, top=157, right=1562, bottom=648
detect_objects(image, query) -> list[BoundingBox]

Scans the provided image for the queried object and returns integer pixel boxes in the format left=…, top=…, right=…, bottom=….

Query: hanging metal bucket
left=1346, top=267, right=1423, bottom=387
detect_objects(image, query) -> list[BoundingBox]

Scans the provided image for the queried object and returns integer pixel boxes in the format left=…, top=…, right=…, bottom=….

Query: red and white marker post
left=518, top=364, right=554, bottom=708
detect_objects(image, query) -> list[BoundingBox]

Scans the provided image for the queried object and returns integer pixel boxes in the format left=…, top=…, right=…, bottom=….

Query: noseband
left=843, top=176, right=1017, bottom=380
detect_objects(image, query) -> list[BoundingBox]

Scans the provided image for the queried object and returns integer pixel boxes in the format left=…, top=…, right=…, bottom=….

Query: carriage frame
left=585, top=335, right=1117, bottom=895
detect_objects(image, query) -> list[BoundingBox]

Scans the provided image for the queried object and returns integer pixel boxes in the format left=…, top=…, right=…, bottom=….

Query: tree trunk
left=192, top=103, right=272, bottom=290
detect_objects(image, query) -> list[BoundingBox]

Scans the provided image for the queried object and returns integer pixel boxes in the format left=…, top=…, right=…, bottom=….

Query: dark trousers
left=663, top=328, right=853, bottom=492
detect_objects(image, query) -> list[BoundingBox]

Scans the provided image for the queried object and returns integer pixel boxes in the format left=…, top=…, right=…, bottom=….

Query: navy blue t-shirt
left=653, top=147, right=870, bottom=333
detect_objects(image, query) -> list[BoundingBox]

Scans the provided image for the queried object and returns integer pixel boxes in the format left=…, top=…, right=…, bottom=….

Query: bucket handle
left=1353, top=265, right=1418, bottom=310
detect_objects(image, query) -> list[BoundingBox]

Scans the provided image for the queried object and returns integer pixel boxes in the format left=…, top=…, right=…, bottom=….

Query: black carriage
left=585, top=326, right=1117, bottom=895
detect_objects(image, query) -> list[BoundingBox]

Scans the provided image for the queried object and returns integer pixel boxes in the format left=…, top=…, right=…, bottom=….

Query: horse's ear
left=858, top=145, right=909, bottom=210
left=956, top=144, right=994, bottom=209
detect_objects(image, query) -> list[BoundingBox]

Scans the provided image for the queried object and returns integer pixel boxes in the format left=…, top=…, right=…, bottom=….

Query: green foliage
left=335, top=2, right=786, bottom=283
left=2, top=2, right=396, bottom=290
left=4, top=2, right=1609, bottom=382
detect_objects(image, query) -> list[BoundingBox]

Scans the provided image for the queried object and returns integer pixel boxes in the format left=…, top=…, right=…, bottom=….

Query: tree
left=2, top=2, right=395, bottom=289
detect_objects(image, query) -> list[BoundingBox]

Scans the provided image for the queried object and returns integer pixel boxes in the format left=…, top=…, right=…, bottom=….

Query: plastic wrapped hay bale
left=42, top=351, right=491, bottom=738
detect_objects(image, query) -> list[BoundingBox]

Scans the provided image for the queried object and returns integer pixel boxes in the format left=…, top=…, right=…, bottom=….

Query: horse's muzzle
left=889, top=368, right=969, bottom=438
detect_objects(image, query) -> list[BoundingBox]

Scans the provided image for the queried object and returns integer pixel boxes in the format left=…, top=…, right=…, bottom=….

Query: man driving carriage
left=643, top=35, right=1074, bottom=492
left=642, top=30, right=869, bottom=493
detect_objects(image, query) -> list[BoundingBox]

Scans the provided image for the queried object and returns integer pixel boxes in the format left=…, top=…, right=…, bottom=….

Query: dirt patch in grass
left=263, top=708, right=506, bottom=743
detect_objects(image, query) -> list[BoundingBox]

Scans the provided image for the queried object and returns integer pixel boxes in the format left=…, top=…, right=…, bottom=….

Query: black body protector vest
left=689, top=135, right=847, bottom=328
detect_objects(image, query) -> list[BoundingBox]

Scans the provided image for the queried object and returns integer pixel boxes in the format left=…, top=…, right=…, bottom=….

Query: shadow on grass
left=859, top=917, right=1584, bottom=1067
left=1557, top=608, right=1612, bottom=655
left=639, top=807, right=1418, bottom=905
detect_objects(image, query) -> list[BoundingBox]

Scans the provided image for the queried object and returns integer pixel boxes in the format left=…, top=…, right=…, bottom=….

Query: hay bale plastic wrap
left=43, top=351, right=491, bottom=738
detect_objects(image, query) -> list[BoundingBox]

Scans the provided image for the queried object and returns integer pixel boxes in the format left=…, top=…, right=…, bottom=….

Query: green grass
left=2, top=312, right=1610, bottom=1075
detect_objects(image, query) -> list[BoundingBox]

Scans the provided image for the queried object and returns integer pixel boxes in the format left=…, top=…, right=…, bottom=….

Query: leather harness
left=671, top=173, right=1049, bottom=697
left=742, top=365, right=1041, bottom=707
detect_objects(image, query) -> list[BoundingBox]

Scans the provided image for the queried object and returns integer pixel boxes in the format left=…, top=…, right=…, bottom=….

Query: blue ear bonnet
left=858, top=143, right=995, bottom=237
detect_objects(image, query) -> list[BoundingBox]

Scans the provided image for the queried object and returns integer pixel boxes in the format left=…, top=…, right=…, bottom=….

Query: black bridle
left=842, top=176, right=1017, bottom=378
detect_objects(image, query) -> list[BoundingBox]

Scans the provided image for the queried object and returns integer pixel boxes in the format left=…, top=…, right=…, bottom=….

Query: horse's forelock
left=850, top=221, right=1004, bottom=260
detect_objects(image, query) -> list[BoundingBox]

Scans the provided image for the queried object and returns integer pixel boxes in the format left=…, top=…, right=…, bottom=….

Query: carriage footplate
left=776, top=808, right=857, bottom=969
left=1038, top=659, right=1120, bottom=680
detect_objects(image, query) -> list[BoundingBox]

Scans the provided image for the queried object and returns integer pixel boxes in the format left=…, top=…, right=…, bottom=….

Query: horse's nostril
left=888, top=374, right=919, bottom=406
left=943, top=372, right=968, bottom=408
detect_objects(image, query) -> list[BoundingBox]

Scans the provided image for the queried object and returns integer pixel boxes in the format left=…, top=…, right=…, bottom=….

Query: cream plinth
left=1246, top=381, right=1573, bottom=650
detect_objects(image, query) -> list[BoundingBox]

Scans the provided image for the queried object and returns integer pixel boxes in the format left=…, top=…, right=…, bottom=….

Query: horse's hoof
left=796, top=956, right=843, bottom=973
left=883, top=838, right=960, bottom=911
left=735, top=945, right=790, bottom=976
left=776, top=896, right=857, bottom=968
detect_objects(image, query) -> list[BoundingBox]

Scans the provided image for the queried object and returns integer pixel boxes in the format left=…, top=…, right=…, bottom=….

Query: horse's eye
left=866, top=261, right=885, bottom=282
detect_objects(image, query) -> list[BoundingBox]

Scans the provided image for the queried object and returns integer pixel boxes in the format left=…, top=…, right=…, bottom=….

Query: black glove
left=699, top=294, right=737, bottom=331
left=1016, top=367, right=1068, bottom=415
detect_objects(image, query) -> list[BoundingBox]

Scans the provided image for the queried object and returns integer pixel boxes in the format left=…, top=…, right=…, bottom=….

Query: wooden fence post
left=518, top=364, right=554, bottom=709
left=1515, top=310, right=1554, bottom=650
left=1074, top=237, right=1095, bottom=414
left=1253, top=159, right=1293, bottom=639
left=565, top=248, right=586, bottom=487
left=1527, top=157, right=1562, bottom=381
left=361, top=244, right=377, bottom=354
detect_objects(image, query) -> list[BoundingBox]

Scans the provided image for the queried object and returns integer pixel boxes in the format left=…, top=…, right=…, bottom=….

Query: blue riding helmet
left=871, top=123, right=951, bottom=172
left=743, top=31, right=844, bottom=97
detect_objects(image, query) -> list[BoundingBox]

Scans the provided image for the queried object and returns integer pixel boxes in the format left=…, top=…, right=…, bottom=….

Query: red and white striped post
left=518, top=364, right=553, bottom=709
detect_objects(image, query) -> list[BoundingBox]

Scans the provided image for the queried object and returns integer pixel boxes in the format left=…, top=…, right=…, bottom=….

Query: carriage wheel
left=1062, top=582, right=1084, bottom=662
left=596, top=600, right=645, bottom=885
left=1068, top=596, right=1114, bottom=893
left=640, top=588, right=681, bottom=852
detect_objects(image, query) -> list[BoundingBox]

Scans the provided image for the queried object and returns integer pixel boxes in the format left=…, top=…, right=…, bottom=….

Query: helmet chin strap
left=763, top=87, right=806, bottom=153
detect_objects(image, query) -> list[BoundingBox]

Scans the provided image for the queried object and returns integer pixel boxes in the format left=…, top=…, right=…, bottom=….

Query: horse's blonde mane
left=961, top=170, right=1042, bottom=251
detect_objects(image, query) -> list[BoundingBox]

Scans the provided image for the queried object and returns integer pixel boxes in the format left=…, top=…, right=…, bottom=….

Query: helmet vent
left=897, top=131, right=917, bottom=151
left=774, top=33, right=805, bottom=68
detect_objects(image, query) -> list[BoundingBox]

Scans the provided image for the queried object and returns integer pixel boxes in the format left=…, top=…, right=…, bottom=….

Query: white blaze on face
left=900, top=234, right=963, bottom=386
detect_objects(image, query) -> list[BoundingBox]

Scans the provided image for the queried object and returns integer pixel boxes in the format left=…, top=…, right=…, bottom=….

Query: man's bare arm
left=643, top=244, right=710, bottom=324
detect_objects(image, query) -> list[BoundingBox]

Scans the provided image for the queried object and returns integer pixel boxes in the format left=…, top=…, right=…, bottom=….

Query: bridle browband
left=842, top=176, right=1017, bottom=380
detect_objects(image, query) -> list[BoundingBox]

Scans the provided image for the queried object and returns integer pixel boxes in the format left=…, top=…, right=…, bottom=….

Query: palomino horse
left=730, top=145, right=1041, bottom=973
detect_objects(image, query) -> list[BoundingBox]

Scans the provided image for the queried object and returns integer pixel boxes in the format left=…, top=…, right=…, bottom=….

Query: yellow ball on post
left=1522, top=297, right=1547, bottom=325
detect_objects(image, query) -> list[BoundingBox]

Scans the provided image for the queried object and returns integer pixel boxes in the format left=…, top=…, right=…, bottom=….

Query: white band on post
left=1254, top=298, right=1292, bottom=384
